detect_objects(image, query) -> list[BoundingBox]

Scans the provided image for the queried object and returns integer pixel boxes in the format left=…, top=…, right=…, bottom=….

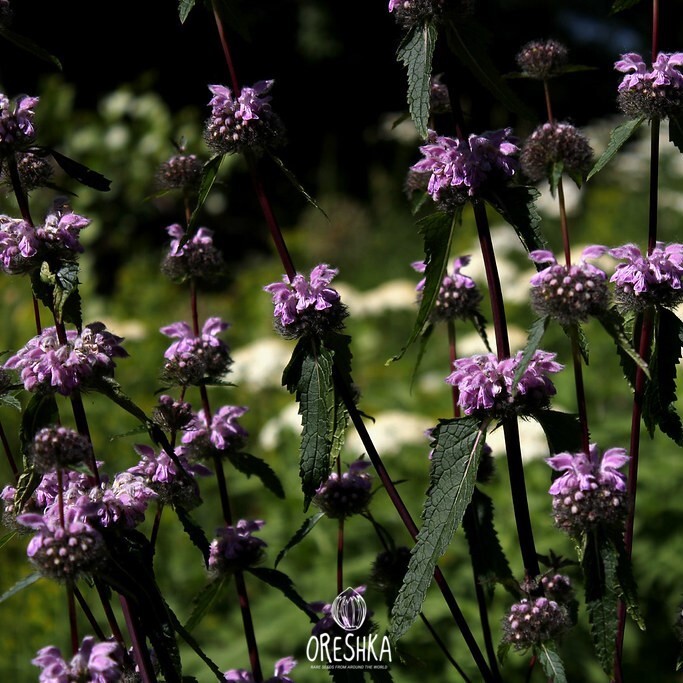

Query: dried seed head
left=516, top=39, right=569, bottom=80
left=156, top=153, right=203, bottom=192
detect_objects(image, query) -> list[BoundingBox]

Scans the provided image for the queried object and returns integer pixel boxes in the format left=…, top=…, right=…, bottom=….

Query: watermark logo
left=306, top=587, right=392, bottom=672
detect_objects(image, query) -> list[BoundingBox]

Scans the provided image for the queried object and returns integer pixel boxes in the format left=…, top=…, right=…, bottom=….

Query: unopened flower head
left=520, top=122, right=593, bottom=185
left=156, top=152, right=203, bottom=192
left=370, top=546, right=411, bottom=605
left=430, top=74, right=451, bottom=114
left=181, top=405, right=249, bottom=461
left=209, top=519, right=267, bottom=575
left=412, top=255, right=482, bottom=322
left=18, top=507, right=105, bottom=580
left=152, top=394, right=194, bottom=432
left=30, top=425, right=93, bottom=473
left=0, top=93, right=38, bottom=155
left=412, top=129, right=519, bottom=208
left=615, top=52, right=683, bottom=118
left=388, top=0, right=472, bottom=29
left=161, top=224, right=225, bottom=283
left=160, top=317, right=232, bottom=386
left=205, top=80, right=284, bottom=155
left=33, top=636, right=124, bottom=683
left=224, top=657, right=297, bottom=683
left=129, top=444, right=210, bottom=509
left=4, top=323, right=127, bottom=396
left=540, top=573, right=574, bottom=604
left=1, top=151, right=54, bottom=192
left=516, top=39, right=568, bottom=80
left=529, top=247, right=610, bottom=324
left=264, top=264, right=347, bottom=339
left=546, top=443, right=629, bottom=536
left=606, top=242, right=683, bottom=310
left=314, top=459, right=373, bottom=519
left=503, top=596, right=571, bottom=650
left=446, top=350, right=563, bottom=418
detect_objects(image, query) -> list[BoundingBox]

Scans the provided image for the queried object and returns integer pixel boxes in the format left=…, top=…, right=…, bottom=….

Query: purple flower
left=130, top=444, right=211, bottom=486
left=503, top=597, right=571, bottom=649
left=205, top=80, right=283, bottom=155
left=209, top=519, right=267, bottom=575
left=0, top=93, right=38, bottom=153
left=35, top=208, right=90, bottom=252
left=446, top=350, right=563, bottom=417
left=160, top=317, right=232, bottom=385
left=615, top=53, right=649, bottom=91
left=314, top=459, right=373, bottom=518
left=0, top=214, right=38, bottom=272
left=605, top=241, right=683, bottom=309
left=182, top=405, right=249, bottom=458
left=4, top=323, right=127, bottom=395
left=264, top=264, right=347, bottom=338
left=33, top=636, right=123, bottom=683
left=412, top=255, right=482, bottom=321
left=162, top=223, right=224, bottom=282
left=224, top=657, right=297, bottom=683
left=30, top=425, right=93, bottom=473
left=412, top=128, right=519, bottom=203
left=546, top=444, right=629, bottom=535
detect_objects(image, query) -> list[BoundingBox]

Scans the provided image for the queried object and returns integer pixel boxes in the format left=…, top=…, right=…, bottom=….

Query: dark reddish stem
left=0, top=420, right=18, bottom=481
left=73, top=586, right=106, bottom=641
left=652, top=0, right=659, bottom=63
left=419, top=612, right=471, bottom=683
left=95, top=580, right=126, bottom=645
left=473, top=200, right=539, bottom=580
left=119, top=596, right=157, bottom=683
left=67, top=582, right=79, bottom=656
left=212, top=3, right=240, bottom=95
left=337, top=518, right=344, bottom=595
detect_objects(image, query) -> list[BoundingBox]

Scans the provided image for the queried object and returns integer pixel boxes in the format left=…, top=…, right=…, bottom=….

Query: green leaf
left=610, top=0, right=642, bottom=13
left=274, top=512, right=325, bottom=568
left=187, top=154, right=224, bottom=235
left=53, top=261, right=80, bottom=326
left=0, top=531, right=16, bottom=551
left=512, top=317, right=549, bottom=393
left=587, top=116, right=646, bottom=180
left=389, top=211, right=457, bottom=363
left=48, top=148, right=112, bottom=191
left=89, top=375, right=149, bottom=424
left=184, top=578, right=226, bottom=632
left=597, top=308, right=649, bottom=379
left=397, top=21, right=437, bottom=139
left=0, top=25, right=61, bottom=68
left=549, top=161, right=564, bottom=197
left=671, top=114, right=683, bottom=154
left=175, top=506, right=211, bottom=567
left=463, top=488, right=514, bottom=600
left=178, top=0, right=196, bottom=22
left=268, top=153, right=328, bottom=220
left=0, top=572, right=41, bottom=604
left=643, top=308, right=683, bottom=445
left=534, top=410, right=583, bottom=454
left=285, top=341, right=335, bottom=509
left=536, top=643, right=568, bottom=683
left=583, top=529, right=619, bottom=675
left=485, top=186, right=546, bottom=254
left=469, top=311, right=493, bottom=353
left=445, top=21, right=533, bottom=120
left=564, top=322, right=589, bottom=366
left=390, top=417, right=487, bottom=641
left=0, top=393, right=21, bottom=411
left=20, top=393, right=59, bottom=455
left=410, top=323, right=434, bottom=391
left=325, top=332, right=353, bottom=463
left=169, top=610, right=225, bottom=681
left=613, top=533, right=645, bottom=630
left=227, top=451, right=285, bottom=498
left=247, top=567, right=320, bottom=623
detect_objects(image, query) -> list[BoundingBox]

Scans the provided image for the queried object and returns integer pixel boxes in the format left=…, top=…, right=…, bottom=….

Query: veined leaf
left=534, top=410, right=583, bottom=454
left=247, top=567, right=319, bottom=623
left=469, top=311, right=492, bottom=353
left=597, top=307, right=649, bottom=378
left=613, top=533, right=645, bottom=630
left=53, top=261, right=80, bottom=326
left=397, top=21, right=437, bottom=139
left=390, top=417, right=487, bottom=641
left=274, top=513, right=325, bottom=568
left=169, top=610, right=225, bottom=681
left=587, top=116, right=646, bottom=180
left=0, top=572, right=40, bottom=604
left=184, top=577, right=226, bottom=632
left=269, top=153, right=328, bottom=220
left=512, top=317, right=549, bottom=393
left=178, top=0, right=196, bottom=22
left=0, top=393, right=21, bottom=411
left=89, top=375, right=149, bottom=424
left=388, top=210, right=458, bottom=363
left=325, top=332, right=353, bottom=463
left=187, top=154, right=224, bottom=236
left=537, top=643, right=568, bottom=683
left=410, top=323, right=434, bottom=391
left=227, top=451, right=285, bottom=499
left=485, top=185, right=546, bottom=254
left=175, top=506, right=210, bottom=567
left=48, top=149, right=111, bottom=191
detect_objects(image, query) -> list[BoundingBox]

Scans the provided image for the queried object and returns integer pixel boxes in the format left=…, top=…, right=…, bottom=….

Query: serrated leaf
left=89, top=375, right=149, bottom=424
left=463, top=488, right=514, bottom=600
left=534, top=410, right=583, bottom=454
left=587, top=116, right=646, bottom=180
left=274, top=513, right=325, bottom=568
left=247, top=567, right=319, bottom=623
left=175, top=506, right=210, bottom=567
left=0, top=572, right=41, bottom=604
left=168, top=609, right=225, bottom=681
left=445, top=21, right=533, bottom=120
left=497, top=639, right=511, bottom=664
left=53, top=261, right=80, bottom=325
left=598, top=308, right=650, bottom=379
left=512, top=317, right=549, bottom=393
left=397, top=21, right=437, bottom=139
left=178, top=0, right=196, bottom=22
left=537, top=643, right=567, bottom=683
left=485, top=185, right=547, bottom=254
left=187, top=154, right=224, bottom=236
left=48, top=148, right=111, bottom=191
left=0, top=393, right=21, bottom=411
left=389, top=211, right=457, bottom=363
left=20, top=393, right=59, bottom=455
left=613, top=533, right=645, bottom=630
left=610, top=0, right=642, bottom=13
left=390, top=417, right=487, bottom=641
left=410, top=323, right=434, bottom=391
left=325, top=332, right=352, bottom=463
left=184, top=577, right=226, bottom=632
left=563, top=322, right=589, bottom=365
left=643, top=308, right=683, bottom=444
left=583, top=529, right=619, bottom=675
left=268, top=153, right=328, bottom=220
left=227, top=451, right=285, bottom=498
left=0, top=25, right=61, bottom=68
left=469, top=311, right=492, bottom=353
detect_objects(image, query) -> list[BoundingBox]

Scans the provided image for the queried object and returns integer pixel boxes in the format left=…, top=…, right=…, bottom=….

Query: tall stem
left=67, top=581, right=79, bottom=656
left=0, top=420, right=18, bottom=481
left=120, top=596, right=157, bottom=683
left=419, top=613, right=472, bottom=683
left=473, top=200, right=539, bottom=579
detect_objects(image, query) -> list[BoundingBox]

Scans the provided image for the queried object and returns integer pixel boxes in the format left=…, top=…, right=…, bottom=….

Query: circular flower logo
left=331, top=587, right=367, bottom=631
